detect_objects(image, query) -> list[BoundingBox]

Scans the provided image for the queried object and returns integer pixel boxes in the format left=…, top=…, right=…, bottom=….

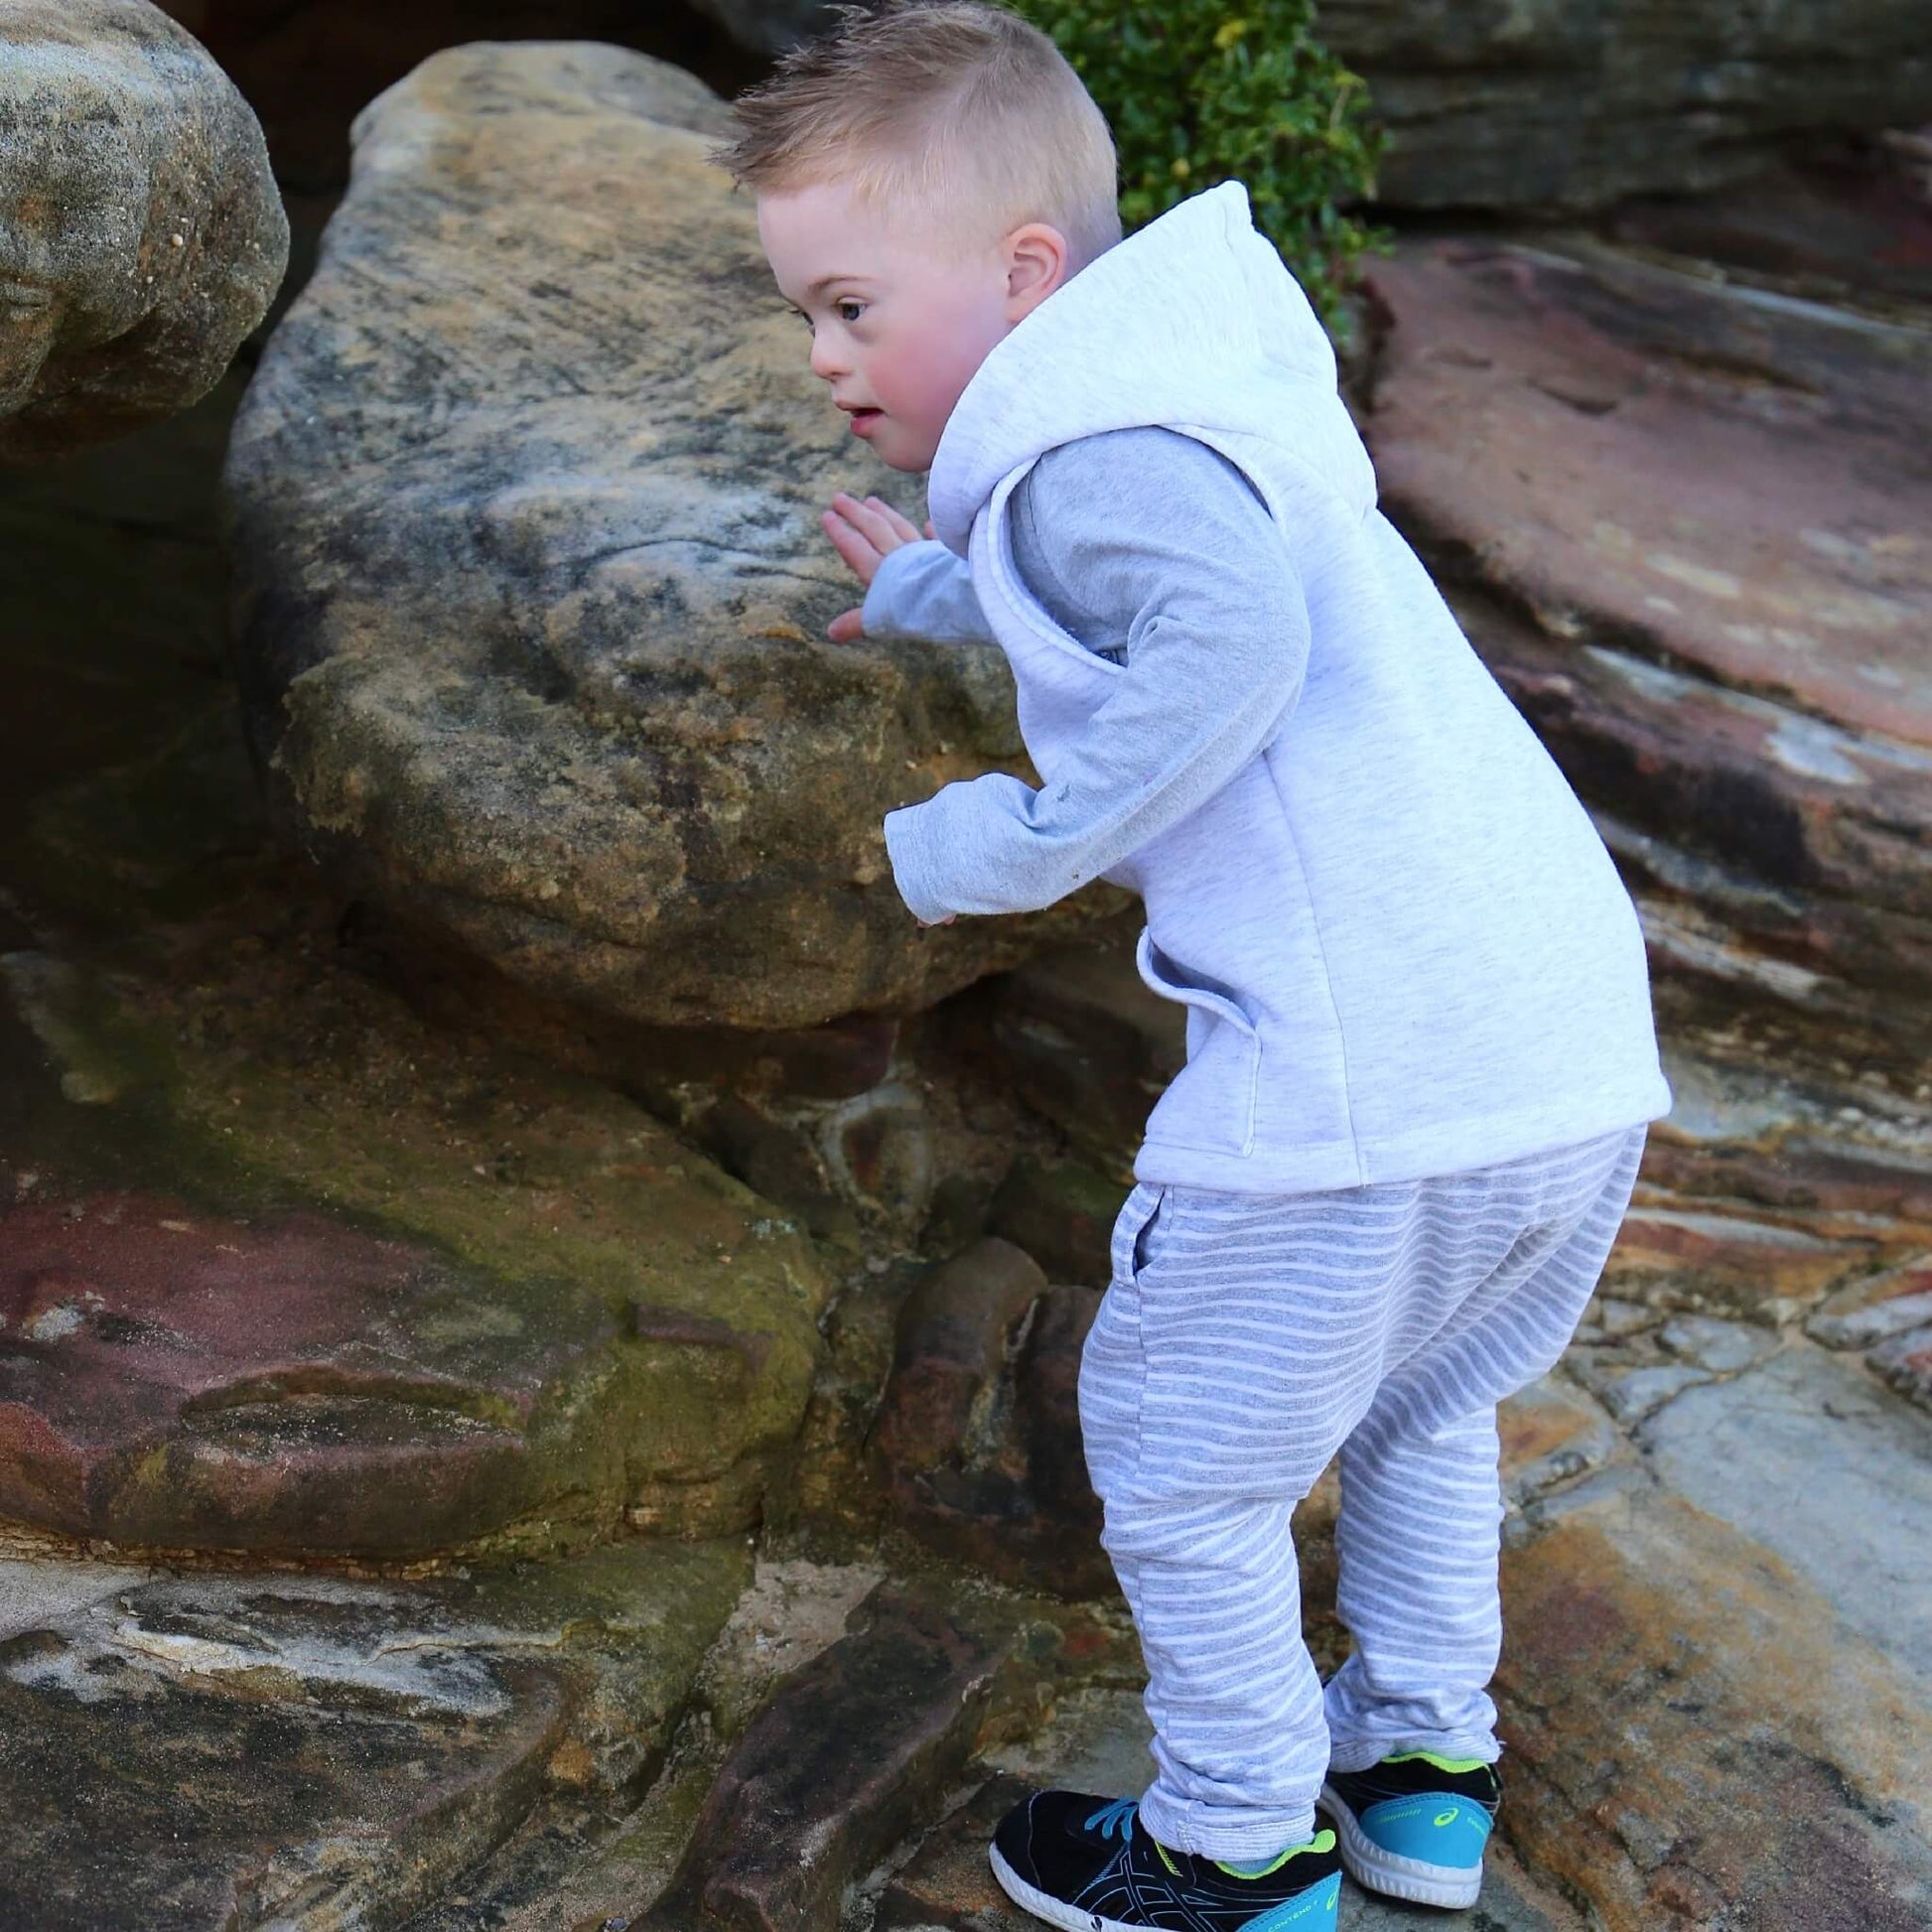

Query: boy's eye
left=836, top=299, right=866, bottom=325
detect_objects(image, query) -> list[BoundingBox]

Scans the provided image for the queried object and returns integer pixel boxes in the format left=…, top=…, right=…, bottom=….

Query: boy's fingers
left=923, top=519, right=937, bottom=540
left=834, top=491, right=908, bottom=556
left=821, top=507, right=883, bottom=583
left=873, top=498, right=923, bottom=545
left=826, top=606, right=865, bottom=641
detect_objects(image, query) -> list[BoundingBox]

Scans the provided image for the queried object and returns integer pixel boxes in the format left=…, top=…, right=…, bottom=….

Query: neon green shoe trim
left=1385, top=1750, right=1488, bottom=1774
left=1156, top=1841, right=1182, bottom=1876
left=1213, top=1829, right=1337, bottom=1878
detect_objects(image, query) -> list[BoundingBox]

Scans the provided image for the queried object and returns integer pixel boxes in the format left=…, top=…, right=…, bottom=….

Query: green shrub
left=1006, top=0, right=1384, bottom=343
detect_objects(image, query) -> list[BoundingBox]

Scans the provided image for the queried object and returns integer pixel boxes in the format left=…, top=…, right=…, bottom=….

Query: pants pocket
left=1109, top=1182, right=1170, bottom=1289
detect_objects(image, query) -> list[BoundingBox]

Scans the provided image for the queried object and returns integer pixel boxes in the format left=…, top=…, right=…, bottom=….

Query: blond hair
left=712, top=1, right=1121, bottom=268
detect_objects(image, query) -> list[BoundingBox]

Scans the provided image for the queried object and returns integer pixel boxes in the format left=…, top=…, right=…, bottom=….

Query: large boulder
left=0, top=0, right=287, bottom=462
left=224, top=42, right=1127, bottom=1035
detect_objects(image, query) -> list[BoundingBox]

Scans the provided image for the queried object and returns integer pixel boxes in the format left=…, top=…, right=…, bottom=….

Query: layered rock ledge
left=224, top=42, right=1125, bottom=1035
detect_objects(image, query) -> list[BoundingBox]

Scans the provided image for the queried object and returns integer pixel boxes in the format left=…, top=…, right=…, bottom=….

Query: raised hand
left=821, top=492, right=935, bottom=641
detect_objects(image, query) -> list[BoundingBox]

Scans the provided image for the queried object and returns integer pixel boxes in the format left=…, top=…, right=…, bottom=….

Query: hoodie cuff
left=862, top=539, right=992, bottom=643
left=882, top=800, right=957, bottom=925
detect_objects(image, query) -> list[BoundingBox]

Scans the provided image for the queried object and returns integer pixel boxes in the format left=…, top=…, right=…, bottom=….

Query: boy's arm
left=861, top=537, right=997, bottom=645
left=884, top=429, right=1309, bottom=923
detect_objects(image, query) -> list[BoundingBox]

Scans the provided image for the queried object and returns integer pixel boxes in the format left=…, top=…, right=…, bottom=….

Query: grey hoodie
left=867, top=183, right=1669, bottom=1194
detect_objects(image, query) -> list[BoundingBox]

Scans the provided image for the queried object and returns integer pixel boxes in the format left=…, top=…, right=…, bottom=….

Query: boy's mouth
left=844, top=406, right=884, bottom=438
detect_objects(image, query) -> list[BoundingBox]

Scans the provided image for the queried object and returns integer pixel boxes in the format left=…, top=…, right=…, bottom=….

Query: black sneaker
left=988, top=1789, right=1341, bottom=1930
left=1319, top=1751, right=1502, bottom=1909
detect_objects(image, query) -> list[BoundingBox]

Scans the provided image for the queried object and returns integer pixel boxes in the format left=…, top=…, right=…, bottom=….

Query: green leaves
left=1010, top=0, right=1385, bottom=344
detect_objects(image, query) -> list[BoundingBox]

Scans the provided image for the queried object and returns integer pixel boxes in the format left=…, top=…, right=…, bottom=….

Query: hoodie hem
left=1132, top=1076, right=1671, bottom=1196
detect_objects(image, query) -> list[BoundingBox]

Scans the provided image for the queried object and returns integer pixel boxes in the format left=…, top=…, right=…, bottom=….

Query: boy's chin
left=873, top=437, right=935, bottom=474
left=863, top=421, right=937, bottom=473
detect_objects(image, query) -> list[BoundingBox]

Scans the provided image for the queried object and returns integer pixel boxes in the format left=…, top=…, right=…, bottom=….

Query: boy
left=716, top=6, right=1669, bottom=1927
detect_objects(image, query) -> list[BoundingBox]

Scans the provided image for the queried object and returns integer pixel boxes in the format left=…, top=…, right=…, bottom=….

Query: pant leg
left=1079, top=1181, right=1417, bottom=1861
left=1324, top=1126, right=1646, bottom=1772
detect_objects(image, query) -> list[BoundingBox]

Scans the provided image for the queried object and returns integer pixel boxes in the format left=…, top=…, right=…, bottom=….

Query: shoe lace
left=1084, top=1798, right=1138, bottom=1842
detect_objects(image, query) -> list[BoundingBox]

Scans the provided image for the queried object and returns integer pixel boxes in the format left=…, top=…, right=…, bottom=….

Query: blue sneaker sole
left=989, top=1842, right=1341, bottom=1930
left=1319, top=1782, right=1484, bottom=1909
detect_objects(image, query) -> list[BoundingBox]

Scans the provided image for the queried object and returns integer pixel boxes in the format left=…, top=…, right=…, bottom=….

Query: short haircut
left=712, top=0, right=1122, bottom=269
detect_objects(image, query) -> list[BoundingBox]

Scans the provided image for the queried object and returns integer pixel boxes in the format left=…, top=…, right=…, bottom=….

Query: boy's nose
left=809, top=333, right=848, bottom=381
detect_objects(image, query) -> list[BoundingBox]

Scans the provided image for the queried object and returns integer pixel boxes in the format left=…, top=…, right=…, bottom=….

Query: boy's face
left=759, top=178, right=1052, bottom=473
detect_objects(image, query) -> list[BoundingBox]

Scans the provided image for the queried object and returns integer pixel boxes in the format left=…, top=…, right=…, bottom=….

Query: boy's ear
left=1005, top=222, right=1069, bottom=321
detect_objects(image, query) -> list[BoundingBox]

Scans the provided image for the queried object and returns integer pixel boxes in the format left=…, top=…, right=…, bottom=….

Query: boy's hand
left=821, top=492, right=937, bottom=641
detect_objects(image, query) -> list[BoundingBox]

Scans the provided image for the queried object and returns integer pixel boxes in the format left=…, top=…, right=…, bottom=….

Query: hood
left=927, top=181, right=1378, bottom=556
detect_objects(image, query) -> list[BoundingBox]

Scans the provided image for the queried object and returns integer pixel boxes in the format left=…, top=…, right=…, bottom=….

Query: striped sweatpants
left=1079, top=1126, right=1646, bottom=1862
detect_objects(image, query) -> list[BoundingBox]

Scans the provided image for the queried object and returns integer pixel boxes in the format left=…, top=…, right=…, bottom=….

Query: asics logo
left=1434, top=1810, right=1457, bottom=1827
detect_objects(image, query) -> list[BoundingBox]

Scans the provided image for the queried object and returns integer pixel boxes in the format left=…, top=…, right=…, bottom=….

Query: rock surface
left=1501, top=1473, right=1932, bottom=1929
left=0, top=1192, right=623, bottom=1557
left=869, top=1241, right=1112, bottom=1597
left=659, top=0, right=1932, bottom=212
left=0, top=0, right=286, bottom=462
left=1319, top=2, right=1932, bottom=209
left=979, top=938, right=1184, bottom=1182
left=224, top=42, right=1127, bottom=1036
left=645, top=1583, right=1004, bottom=1931
left=0, top=1538, right=747, bottom=1929
left=0, top=930, right=835, bottom=1547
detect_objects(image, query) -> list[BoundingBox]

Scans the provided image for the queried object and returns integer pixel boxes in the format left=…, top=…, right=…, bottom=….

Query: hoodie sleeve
left=860, top=538, right=996, bottom=645
left=883, top=429, right=1309, bottom=922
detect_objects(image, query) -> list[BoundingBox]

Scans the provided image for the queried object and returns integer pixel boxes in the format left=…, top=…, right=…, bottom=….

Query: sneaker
left=988, top=1789, right=1341, bottom=1931
left=1319, top=1750, right=1502, bottom=1909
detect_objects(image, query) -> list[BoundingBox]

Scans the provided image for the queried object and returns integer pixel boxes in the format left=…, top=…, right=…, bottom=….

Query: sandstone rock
left=1869, top=1323, right=1932, bottom=1414
left=644, top=1583, right=1004, bottom=1932
left=0, top=1539, right=746, bottom=1929
left=869, top=1241, right=1113, bottom=1596
left=0, top=924, right=835, bottom=1547
left=1497, top=1372, right=1621, bottom=1509
left=1638, top=1343, right=1932, bottom=1675
left=986, top=1153, right=1126, bottom=1289
left=662, top=0, right=1932, bottom=212
left=0, top=1190, right=623, bottom=1557
left=1808, top=1255, right=1932, bottom=1348
left=1657, top=1312, right=1778, bottom=1374
left=870, top=1240, right=1047, bottom=1482
left=0, top=0, right=286, bottom=462
left=981, top=937, right=1184, bottom=1181
left=1500, top=1466, right=1932, bottom=1928
left=1636, top=1057, right=1932, bottom=1237
left=1582, top=1359, right=1713, bottom=1427
left=876, top=1772, right=1038, bottom=1932
left=1602, top=1204, right=1876, bottom=1324
left=1362, top=211, right=1932, bottom=1089
left=1607, top=140, right=1932, bottom=312
left=1318, top=3, right=1932, bottom=209
left=224, top=42, right=1128, bottom=1036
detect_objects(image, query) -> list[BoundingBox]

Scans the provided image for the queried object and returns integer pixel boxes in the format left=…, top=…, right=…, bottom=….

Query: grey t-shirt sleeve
left=882, top=427, right=1311, bottom=921
left=1008, top=425, right=1283, bottom=664
left=861, top=536, right=996, bottom=644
